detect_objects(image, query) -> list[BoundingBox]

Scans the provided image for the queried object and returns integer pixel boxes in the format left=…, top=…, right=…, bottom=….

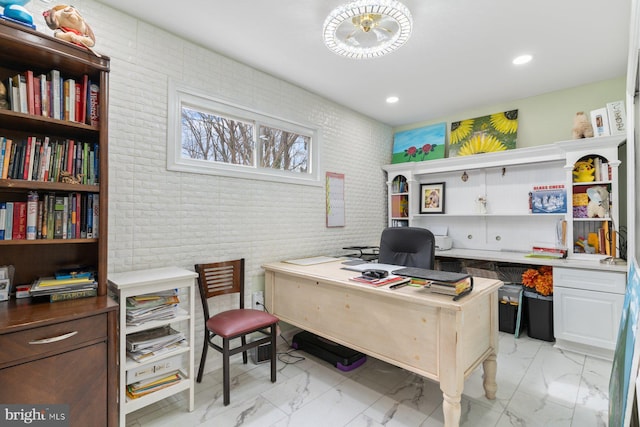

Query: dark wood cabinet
left=0, top=21, right=116, bottom=426
left=0, top=297, right=117, bottom=426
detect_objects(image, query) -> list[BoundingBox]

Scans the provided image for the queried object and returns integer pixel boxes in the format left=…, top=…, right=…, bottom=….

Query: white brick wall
left=27, top=2, right=391, bottom=374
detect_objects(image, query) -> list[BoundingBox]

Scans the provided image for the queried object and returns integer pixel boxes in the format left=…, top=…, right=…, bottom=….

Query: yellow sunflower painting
left=449, top=109, right=518, bottom=157
left=450, top=119, right=474, bottom=144
left=457, top=134, right=507, bottom=156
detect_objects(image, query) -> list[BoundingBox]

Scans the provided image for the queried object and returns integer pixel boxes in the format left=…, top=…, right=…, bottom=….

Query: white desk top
left=435, top=248, right=627, bottom=273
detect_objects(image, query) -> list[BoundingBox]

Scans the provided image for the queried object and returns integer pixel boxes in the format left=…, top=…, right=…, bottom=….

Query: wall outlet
left=252, top=291, right=264, bottom=309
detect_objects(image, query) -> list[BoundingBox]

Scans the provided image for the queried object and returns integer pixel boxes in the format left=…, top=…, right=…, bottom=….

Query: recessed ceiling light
left=386, top=96, right=399, bottom=104
left=513, top=54, right=532, bottom=65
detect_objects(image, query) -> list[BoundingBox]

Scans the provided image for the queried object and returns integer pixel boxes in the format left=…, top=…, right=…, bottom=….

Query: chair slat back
left=195, top=259, right=246, bottom=319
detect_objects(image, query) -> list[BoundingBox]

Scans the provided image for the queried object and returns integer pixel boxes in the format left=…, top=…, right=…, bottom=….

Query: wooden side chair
left=195, top=259, right=278, bottom=406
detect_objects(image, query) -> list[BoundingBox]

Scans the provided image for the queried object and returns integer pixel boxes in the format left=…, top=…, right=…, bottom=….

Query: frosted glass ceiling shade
left=323, top=0, right=413, bottom=59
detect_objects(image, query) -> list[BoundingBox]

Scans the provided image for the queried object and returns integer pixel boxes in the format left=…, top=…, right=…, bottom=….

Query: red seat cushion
left=206, top=309, right=278, bottom=338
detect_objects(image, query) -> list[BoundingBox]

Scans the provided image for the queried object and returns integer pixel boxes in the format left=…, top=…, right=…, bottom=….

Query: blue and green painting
left=392, top=122, right=446, bottom=164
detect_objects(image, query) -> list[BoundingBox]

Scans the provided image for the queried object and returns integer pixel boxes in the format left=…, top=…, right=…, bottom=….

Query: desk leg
left=442, top=392, right=461, bottom=427
left=482, top=352, right=497, bottom=400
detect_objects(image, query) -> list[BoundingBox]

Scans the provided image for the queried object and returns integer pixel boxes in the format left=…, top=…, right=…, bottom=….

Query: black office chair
left=377, top=227, right=435, bottom=269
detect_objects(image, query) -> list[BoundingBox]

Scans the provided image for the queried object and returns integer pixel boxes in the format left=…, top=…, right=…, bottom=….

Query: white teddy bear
left=586, top=186, right=610, bottom=218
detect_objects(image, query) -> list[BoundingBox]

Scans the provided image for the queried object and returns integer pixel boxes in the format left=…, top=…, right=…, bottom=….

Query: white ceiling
left=98, top=0, right=631, bottom=127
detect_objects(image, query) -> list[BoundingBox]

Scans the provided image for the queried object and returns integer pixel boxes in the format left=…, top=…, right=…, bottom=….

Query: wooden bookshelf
left=0, top=20, right=116, bottom=426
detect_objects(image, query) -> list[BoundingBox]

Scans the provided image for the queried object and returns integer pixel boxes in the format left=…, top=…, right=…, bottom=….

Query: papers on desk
left=342, top=263, right=402, bottom=273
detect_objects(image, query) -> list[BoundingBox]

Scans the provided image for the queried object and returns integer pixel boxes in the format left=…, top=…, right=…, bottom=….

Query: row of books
left=0, top=136, right=99, bottom=184
left=0, top=192, right=99, bottom=240
left=6, top=69, right=100, bottom=126
left=391, top=177, right=408, bottom=193
left=126, top=290, right=180, bottom=326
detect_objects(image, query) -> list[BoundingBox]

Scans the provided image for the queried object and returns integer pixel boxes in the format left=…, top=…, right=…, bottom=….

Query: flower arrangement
left=521, top=266, right=553, bottom=296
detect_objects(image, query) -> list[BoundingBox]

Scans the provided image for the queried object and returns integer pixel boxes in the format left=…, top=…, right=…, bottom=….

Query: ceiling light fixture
left=512, top=54, right=533, bottom=65
left=386, top=96, right=399, bottom=103
left=323, top=0, right=413, bottom=59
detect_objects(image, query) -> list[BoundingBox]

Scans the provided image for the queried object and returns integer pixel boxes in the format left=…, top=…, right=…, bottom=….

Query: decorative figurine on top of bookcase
left=42, top=5, right=100, bottom=56
left=571, top=111, right=594, bottom=139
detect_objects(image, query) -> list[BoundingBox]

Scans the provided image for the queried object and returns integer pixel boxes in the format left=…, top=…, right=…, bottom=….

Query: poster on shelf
left=530, top=184, right=567, bottom=214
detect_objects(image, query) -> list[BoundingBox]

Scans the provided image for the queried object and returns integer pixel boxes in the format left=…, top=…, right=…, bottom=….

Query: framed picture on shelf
left=420, top=182, right=445, bottom=214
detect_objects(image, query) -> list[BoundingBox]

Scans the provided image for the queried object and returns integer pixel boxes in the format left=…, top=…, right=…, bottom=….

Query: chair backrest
left=195, top=259, right=245, bottom=320
left=377, top=227, right=435, bottom=269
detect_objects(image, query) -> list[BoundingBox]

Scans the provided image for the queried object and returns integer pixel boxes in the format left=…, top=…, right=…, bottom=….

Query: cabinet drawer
left=553, top=267, right=626, bottom=294
left=0, top=314, right=107, bottom=367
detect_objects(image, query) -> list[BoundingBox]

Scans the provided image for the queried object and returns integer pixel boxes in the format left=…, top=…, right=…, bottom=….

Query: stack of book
left=126, top=371, right=182, bottom=399
left=126, top=290, right=180, bottom=326
left=349, top=273, right=409, bottom=287
left=126, top=325, right=186, bottom=362
left=427, top=276, right=473, bottom=298
left=30, top=272, right=97, bottom=302
left=527, top=245, right=567, bottom=259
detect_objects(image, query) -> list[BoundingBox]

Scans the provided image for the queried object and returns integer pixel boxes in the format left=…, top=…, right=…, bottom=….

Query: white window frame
left=167, top=81, right=321, bottom=186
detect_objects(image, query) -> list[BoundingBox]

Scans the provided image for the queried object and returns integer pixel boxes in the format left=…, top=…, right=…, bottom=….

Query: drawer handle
left=29, top=331, right=78, bottom=345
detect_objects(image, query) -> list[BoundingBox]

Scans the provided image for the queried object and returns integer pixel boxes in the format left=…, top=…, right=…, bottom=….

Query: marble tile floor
left=126, top=331, right=611, bottom=427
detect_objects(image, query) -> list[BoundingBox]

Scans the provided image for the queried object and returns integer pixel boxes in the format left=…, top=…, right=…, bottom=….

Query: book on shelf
left=127, top=354, right=183, bottom=385
left=89, top=83, right=99, bottom=126
left=526, top=244, right=567, bottom=259
left=11, top=201, right=26, bottom=240
left=126, top=371, right=182, bottom=399
left=49, top=287, right=97, bottom=302
left=55, top=266, right=95, bottom=280
left=26, top=191, right=38, bottom=240
left=50, top=69, right=62, bottom=120
left=0, top=202, right=5, bottom=240
left=4, top=202, right=12, bottom=240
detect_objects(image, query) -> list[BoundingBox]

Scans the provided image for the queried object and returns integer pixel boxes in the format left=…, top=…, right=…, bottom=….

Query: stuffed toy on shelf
left=572, top=158, right=595, bottom=182
left=586, top=186, right=610, bottom=218
left=42, top=5, right=99, bottom=56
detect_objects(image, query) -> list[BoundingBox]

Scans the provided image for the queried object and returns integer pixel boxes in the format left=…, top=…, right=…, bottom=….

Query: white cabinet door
left=554, top=286, right=623, bottom=351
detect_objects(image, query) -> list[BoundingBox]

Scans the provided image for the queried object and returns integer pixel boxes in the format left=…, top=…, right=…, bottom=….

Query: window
left=168, top=82, right=319, bottom=185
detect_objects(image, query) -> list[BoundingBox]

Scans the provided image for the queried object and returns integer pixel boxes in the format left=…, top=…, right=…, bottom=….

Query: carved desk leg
left=442, top=392, right=461, bottom=427
left=482, top=351, right=498, bottom=400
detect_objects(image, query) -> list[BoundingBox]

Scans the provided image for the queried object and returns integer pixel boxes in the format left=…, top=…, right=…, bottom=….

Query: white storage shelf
left=108, top=266, right=197, bottom=427
left=384, top=135, right=627, bottom=359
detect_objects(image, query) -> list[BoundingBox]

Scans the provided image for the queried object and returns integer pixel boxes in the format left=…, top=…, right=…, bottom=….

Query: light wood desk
left=263, top=260, right=503, bottom=427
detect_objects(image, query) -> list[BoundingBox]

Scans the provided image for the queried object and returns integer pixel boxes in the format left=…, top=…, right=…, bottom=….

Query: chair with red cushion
left=195, top=259, right=278, bottom=405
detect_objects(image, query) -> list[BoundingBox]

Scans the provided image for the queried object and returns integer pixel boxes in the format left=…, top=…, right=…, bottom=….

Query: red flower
left=421, top=144, right=432, bottom=154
